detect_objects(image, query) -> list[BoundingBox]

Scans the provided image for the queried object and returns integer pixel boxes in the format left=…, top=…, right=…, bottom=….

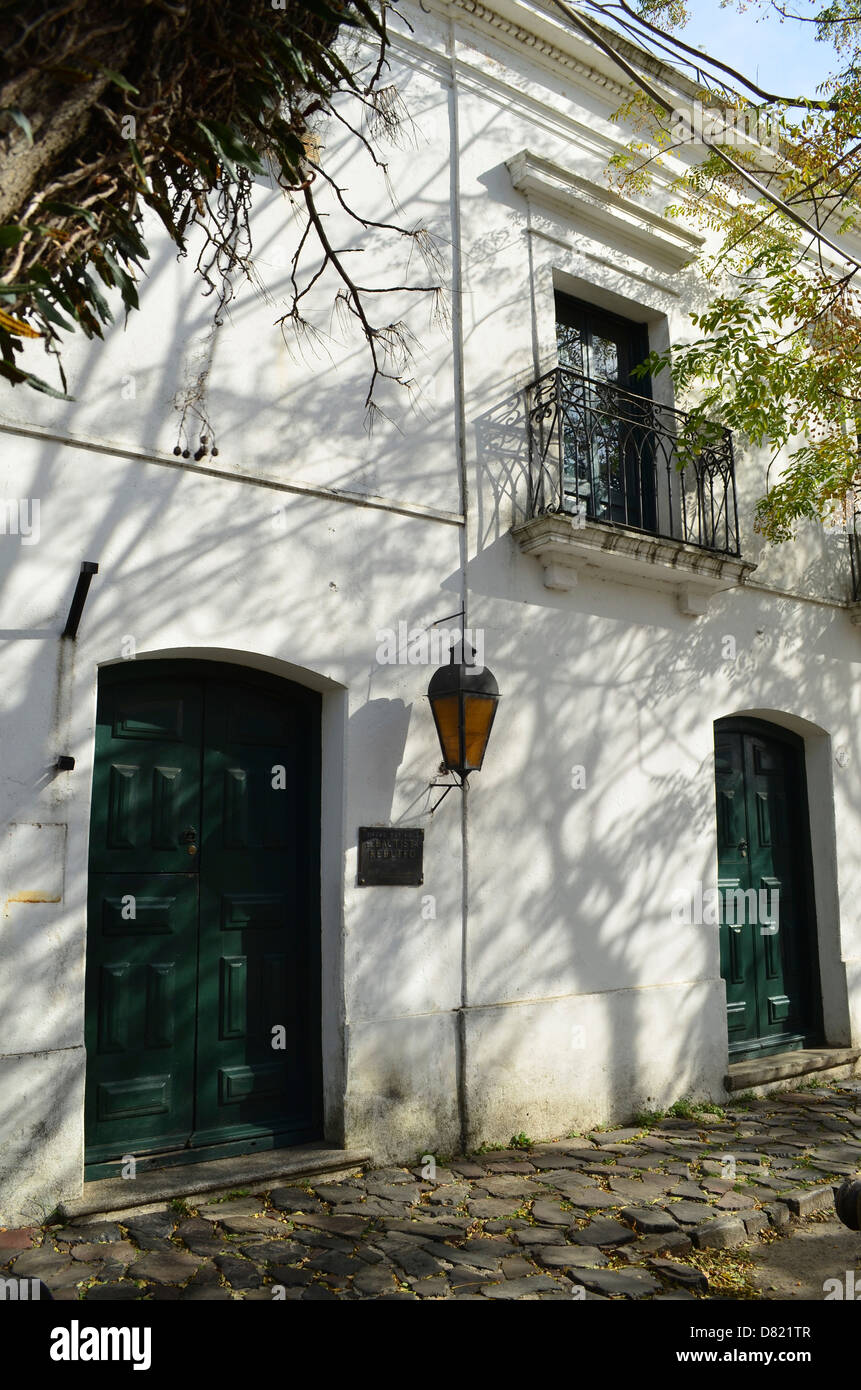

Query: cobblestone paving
left=4, top=1080, right=860, bottom=1301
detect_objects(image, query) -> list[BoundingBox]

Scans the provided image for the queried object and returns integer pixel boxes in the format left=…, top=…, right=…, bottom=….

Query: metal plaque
left=358, top=827, right=424, bottom=886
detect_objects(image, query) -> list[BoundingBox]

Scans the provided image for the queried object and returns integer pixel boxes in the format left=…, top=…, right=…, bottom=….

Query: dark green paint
left=714, top=718, right=822, bottom=1061
left=85, top=660, right=322, bottom=1170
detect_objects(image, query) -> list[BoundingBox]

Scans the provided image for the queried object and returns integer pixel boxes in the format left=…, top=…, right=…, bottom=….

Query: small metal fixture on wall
left=62, top=561, right=99, bottom=639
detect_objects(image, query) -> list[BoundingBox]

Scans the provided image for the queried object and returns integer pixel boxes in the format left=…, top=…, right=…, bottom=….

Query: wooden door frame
left=84, top=657, right=324, bottom=1178
left=714, top=715, right=824, bottom=1060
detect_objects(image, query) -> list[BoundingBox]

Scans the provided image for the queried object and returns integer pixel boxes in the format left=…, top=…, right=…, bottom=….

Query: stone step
left=61, top=1145, right=371, bottom=1220
left=725, top=1048, right=861, bottom=1093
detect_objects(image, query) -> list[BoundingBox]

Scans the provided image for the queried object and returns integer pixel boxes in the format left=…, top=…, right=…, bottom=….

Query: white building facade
left=1, top=0, right=860, bottom=1224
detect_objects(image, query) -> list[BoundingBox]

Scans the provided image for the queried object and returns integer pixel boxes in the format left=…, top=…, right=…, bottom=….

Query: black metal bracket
left=62, top=561, right=99, bottom=639
left=429, top=607, right=477, bottom=665
left=428, top=775, right=464, bottom=814
left=55, top=756, right=75, bottom=772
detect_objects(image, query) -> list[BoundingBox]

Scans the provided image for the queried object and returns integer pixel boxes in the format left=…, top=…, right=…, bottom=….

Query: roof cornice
left=444, top=0, right=704, bottom=105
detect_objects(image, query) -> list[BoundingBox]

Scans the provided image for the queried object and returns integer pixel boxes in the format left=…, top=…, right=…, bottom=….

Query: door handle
left=179, top=826, right=198, bottom=856
left=737, top=839, right=748, bottom=858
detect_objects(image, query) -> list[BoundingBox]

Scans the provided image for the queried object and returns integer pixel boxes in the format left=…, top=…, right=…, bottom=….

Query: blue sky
left=677, top=1, right=837, bottom=95
left=604, top=1, right=840, bottom=97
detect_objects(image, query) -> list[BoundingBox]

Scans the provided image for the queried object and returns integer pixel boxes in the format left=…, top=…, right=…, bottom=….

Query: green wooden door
left=714, top=719, right=822, bottom=1061
left=85, top=661, right=322, bottom=1170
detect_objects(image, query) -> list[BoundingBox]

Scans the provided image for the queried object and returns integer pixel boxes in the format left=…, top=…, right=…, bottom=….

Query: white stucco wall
left=0, top=0, right=859, bottom=1220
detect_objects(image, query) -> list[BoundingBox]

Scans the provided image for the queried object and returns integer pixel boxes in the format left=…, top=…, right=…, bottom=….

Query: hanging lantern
left=427, top=658, right=500, bottom=778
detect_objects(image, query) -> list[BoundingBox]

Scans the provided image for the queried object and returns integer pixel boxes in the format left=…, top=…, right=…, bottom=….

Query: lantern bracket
left=428, top=774, right=464, bottom=814
left=429, top=608, right=479, bottom=665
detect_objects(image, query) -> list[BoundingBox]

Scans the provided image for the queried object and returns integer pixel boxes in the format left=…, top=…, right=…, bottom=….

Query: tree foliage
left=3, top=0, right=861, bottom=541
left=0, top=0, right=437, bottom=436
left=569, top=0, right=861, bottom=542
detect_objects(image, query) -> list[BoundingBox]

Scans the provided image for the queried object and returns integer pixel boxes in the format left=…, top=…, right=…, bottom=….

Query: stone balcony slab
left=513, top=512, right=756, bottom=615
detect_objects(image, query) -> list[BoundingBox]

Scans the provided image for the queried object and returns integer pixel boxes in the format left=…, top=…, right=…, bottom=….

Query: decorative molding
left=507, top=149, right=704, bottom=270
left=449, top=0, right=630, bottom=100
left=428, top=0, right=861, bottom=275
left=444, top=0, right=705, bottom=108
left=394, top=6, right=686, bottom=188
left=451, top=50, right=642, bottom=168
left=513, top=512, right=758, bottom=616
left=383, top=30, right=455, bottom=86
left=394, top=5, right=690, bottom=202
left=0, top=420, right=465, bottom=528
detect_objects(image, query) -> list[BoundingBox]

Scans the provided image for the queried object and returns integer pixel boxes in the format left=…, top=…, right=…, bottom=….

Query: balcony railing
left=526, top=366, right=741, bottom=557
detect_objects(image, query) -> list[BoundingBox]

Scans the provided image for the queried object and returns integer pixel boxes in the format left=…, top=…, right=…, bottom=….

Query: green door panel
left=88, top=677, right=203, bottom=876
left=715, top=732, right=757, bottom=1043
left=714, top=720, right=822, bottom=1061
left=85, top=661, right=322, bottom=1168
left=193, top=677, right=321, bottom=1146
left=84, top=872, right=198, bottom=1161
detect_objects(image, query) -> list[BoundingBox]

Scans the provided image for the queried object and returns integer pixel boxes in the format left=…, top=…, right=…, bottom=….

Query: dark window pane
left=554, top=295, right=653, bottom=530
left=556, top=322, right=583, bottom=371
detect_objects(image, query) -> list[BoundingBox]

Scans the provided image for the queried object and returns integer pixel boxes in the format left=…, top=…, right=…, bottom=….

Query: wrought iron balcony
left=526, top=366, right=741, bottom=557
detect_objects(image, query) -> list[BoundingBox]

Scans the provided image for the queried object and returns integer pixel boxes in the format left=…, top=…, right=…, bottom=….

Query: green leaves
left=95, top=249, right=139, bottom=314
left=196, top=121, right=266, bottom=179
left=0, top=0, right=398, bottom=402
left=0, top=359, right=71, bottom=398
left=606, top=2, right=861, bottom=544
left=303, top=0, right=362, bottom=26
left=127, top=139, right=148, bottom=187
left=95, top=65, right=139, bottom=94
left=42, top=201, right=99, bottom=230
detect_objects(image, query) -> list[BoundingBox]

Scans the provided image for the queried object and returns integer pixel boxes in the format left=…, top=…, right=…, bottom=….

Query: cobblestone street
left=4, top=1081, right=860, bottom=1301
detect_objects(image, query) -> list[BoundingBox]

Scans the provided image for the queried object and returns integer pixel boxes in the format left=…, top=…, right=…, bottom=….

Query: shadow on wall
left=434, top=377, right=861, bottom=1140
left=1, top=115, right=860, bottom=1186
left=347, top=698, right=412, bottom=816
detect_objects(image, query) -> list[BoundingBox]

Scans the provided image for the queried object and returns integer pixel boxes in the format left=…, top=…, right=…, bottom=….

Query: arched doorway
left=714, top=717, right=823, bottom=1061
left=84, top=659, right=322, bottom=1176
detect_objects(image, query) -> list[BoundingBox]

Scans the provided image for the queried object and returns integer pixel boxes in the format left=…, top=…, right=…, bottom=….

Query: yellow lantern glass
left=427, top=661, right=500, bottom=777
